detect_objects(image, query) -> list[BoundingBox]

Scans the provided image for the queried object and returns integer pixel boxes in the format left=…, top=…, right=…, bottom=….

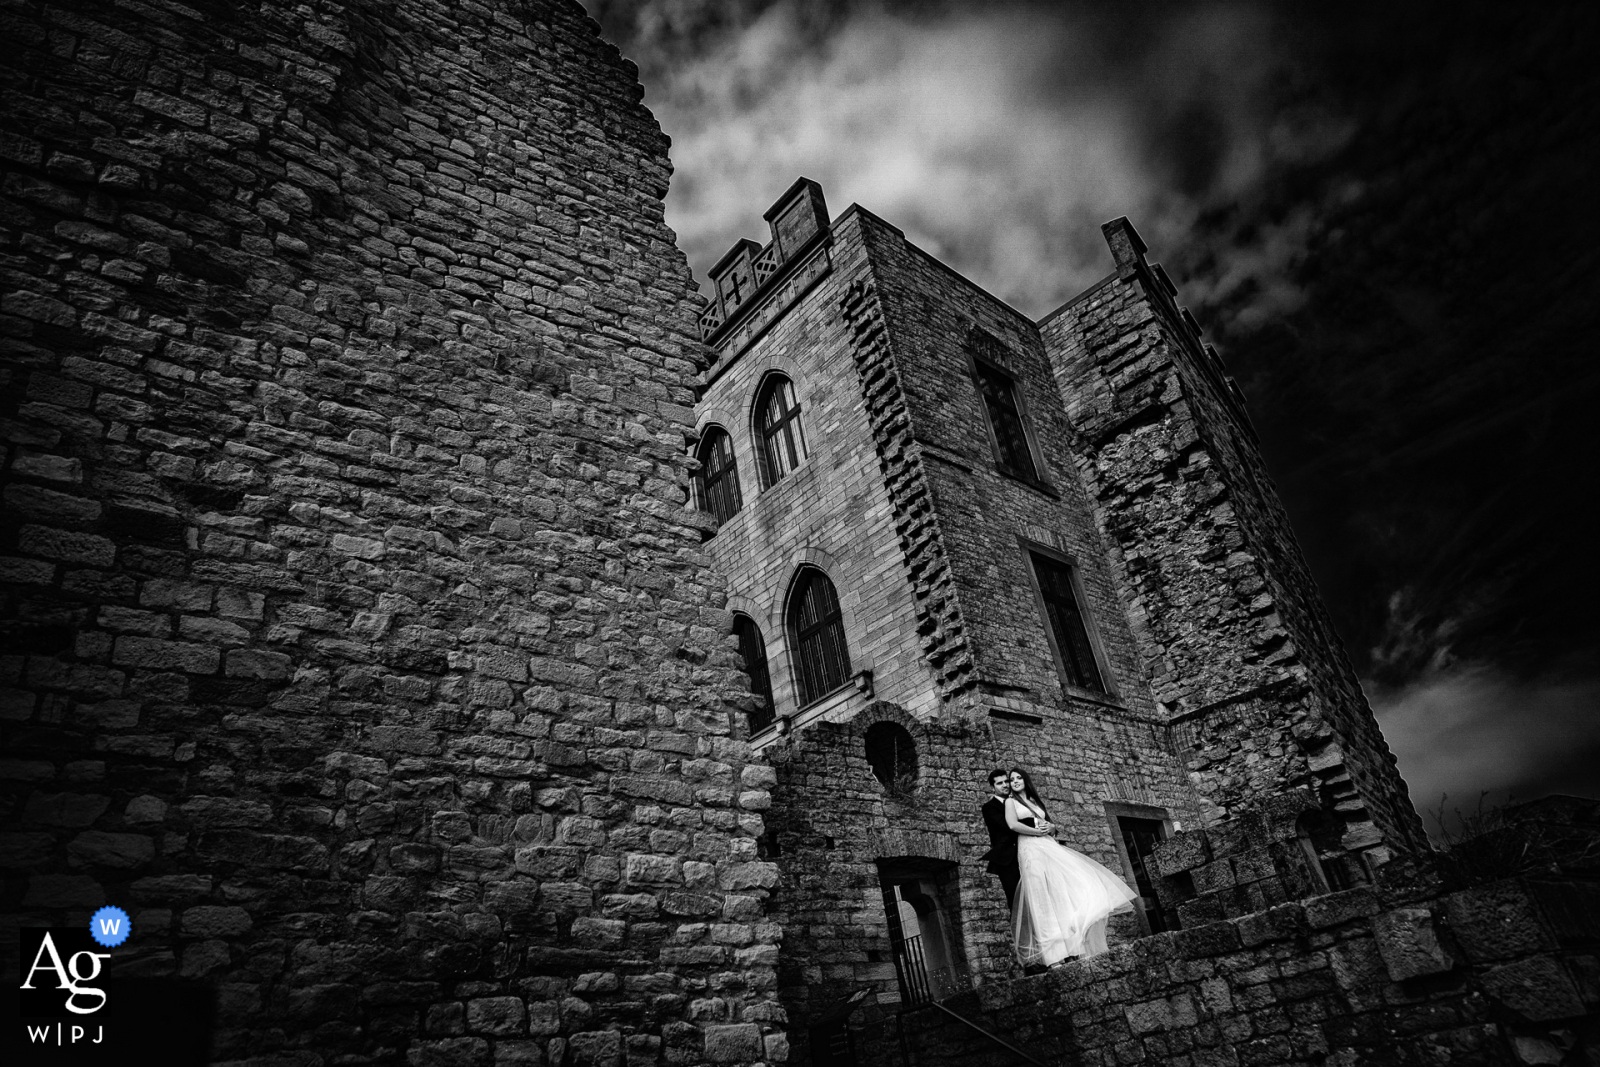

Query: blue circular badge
left=90, top=905, right=131, bottom=947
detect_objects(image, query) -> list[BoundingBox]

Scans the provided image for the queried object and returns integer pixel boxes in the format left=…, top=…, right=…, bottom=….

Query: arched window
left=788, top=568, right=850, bottom=705
left=865, top=721, right=917, bottom=794
left=756, top=374, right=807, bottom=487
left=696, top=427, right=742, bottom=524
left=733, top=614, right=774, bottom=733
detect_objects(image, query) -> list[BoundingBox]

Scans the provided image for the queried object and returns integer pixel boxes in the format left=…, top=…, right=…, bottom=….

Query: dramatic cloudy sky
left=586, top=0, right=1600, bottom=830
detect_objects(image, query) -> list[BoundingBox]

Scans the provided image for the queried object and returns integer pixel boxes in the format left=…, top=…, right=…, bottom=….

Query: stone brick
left=1372, top=908, right=1455, bottom=981
left=1446, top=881, right=1556, bottom=962
left=1125, top=993, right=1199, bottom=1033
left=22, top=792, right=111, bottom=827
left=568, top=1030, right=622, bottom=1066
left=112, top=636, right=220, bottom=674
left=18, top=524, right=115, bottom=566
left=1303, top=888, right=1379, bottom=929
left=407, top=1037, right=491, bottom=1067
left=466, top=996, right=526, bottom=1036
left=1477, top=956, right=1586, bottom=1021
left=703, top=1023, right=763, bottom=1063
left=67, top=830, right=155, bottom=868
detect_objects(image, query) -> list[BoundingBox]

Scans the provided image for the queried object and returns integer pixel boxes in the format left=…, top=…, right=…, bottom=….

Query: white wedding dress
left=1009, top=798, right=1139, bottom=966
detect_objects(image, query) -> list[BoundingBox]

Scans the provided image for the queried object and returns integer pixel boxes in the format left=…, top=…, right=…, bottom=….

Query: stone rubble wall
left=0, top=1, right=783, bottom=1064
left=965, top=874, right=1600, bottom=1067
left=1039, top=223, right=1427, bottom=864
left=756, top=702, right=1013, bottom=1065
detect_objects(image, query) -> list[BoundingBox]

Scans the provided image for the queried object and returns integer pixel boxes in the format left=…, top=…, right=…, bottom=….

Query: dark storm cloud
left=589, top=0, right=1340, bottom=319
left=587, top=0, right=1600, bottom=815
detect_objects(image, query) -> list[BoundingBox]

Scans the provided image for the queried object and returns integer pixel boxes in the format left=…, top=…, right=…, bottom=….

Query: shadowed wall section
left=0, top=1, right=783, bottom=1064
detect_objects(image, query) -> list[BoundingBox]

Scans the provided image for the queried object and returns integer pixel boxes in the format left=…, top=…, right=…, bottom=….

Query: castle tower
left=1040, top=219, right=1429, bottom=868
left=691, top=181, right=1425, bottom=1054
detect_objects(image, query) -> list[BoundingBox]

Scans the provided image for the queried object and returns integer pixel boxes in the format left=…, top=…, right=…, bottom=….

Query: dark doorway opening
left=1114, top=814, right=1176, bottom=934
left=876, top=857, right=969, bottom=1007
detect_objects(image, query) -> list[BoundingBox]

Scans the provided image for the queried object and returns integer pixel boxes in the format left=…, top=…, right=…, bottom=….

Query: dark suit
left=981, top=796, right=1021, bottom=907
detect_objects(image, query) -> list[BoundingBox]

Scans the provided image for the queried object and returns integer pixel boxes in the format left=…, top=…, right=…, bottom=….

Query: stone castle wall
left=0, top=1, right=783, bottom=1064
left=946, top=871, right=1600, bottom=1067
left=1039, top=222, right=1427, bottom=868
left=695, top=208, right=942, bottom=727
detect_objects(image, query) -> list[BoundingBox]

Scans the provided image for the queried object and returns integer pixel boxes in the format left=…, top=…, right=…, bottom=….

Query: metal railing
left=898, top=934, right=933, bottom=1006
left=891, top=938, right=1054, bottom=1067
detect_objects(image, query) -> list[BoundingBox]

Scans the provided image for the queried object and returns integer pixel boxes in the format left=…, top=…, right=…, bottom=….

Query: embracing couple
left=981, top=767, right=1138, bottom=967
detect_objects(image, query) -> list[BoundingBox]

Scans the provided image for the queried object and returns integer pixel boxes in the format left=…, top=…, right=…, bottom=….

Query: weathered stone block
left=112, top=636, right=220, bottom=674
left=1446, top=881, right=1556, bottom=962
left=570, top=917, right=627, bottom=947
left=406, top=1036, right=492, bottom=1067
left=1303, top=887, right=1379, bottom=929
left=467, top=996, right=526, bottom=1036
left=1173, top=921, right=1241, bottom=959
left=1478, top=956, right=1586, bottom=1021
left=23, top=791, right=110, bottom=827
left=1125, top=993, right=1198, bottom=1033
left=67, top=830, right=155, bottom=868
left=717, top=861, right=778, bottom=891
left=1236, top=903, right=1303, bottom=947
left=1371, top=907, right=1454, bottom=981
left=0, top=832, right=56, bottom=867
left=182, top=905, right=253, bottom=938
left=224, top=649, right=292, bottom=680
left=625, top=853, right=683, bottom=886
left=1153, top=829, right=1211, bottom=876
left=567, top=1030, right=623, bottom=1066
left=702, top=1023, right=763, bottom=1063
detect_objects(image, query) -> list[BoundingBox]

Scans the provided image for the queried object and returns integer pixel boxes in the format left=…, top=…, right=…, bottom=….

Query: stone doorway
left=876, top=857, right=969, bottom=1005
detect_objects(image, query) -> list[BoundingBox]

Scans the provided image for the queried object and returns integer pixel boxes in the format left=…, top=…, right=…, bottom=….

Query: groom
left=979, top=768, right=1020, bottom=908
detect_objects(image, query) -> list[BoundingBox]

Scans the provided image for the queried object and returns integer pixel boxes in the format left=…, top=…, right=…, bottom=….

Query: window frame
left=965, top=352, right=1049, bottom=488
left=732, top=613, right=774, bottom=734
left=754, top=372, right=808, bottom=489
left=1102, top=801, right=1178, bottom=936
left=695, top=425, right=743, bottom=525
left=1019, top=540, right=1115, bottom=698
left=787, top=566, right=852, bottom=707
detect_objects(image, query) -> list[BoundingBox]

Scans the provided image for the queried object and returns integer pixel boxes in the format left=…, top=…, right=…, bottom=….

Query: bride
left=1004, top=767, right=1139, bottom=966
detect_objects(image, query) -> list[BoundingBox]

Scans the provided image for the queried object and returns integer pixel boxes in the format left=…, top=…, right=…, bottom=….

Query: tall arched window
left=696, top=427, right=742, bottom=524
left=788, top=568, right=850, bottom=705
left=733, top=614, right=774, bottom=733
left=756, top=374, right=807, bottom=487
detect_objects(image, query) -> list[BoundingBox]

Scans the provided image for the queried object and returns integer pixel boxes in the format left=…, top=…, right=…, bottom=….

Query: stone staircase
left=891, top=991, right=1069, bottom=1067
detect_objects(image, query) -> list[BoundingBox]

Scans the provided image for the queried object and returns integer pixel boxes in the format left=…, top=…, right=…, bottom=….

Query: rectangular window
left=1028, top=551, right=1106, bottom=693
left=973, top=360, right=1038, bottom=482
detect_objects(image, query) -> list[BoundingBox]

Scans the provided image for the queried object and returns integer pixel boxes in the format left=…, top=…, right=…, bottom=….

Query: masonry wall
left=842, top=212, right=1203, bottom=868
left=705, top=206, right=1216, bottom=1064
left=696, top=210, right=942, bottom=728
left=962, top=873, right=1600, bottom=1067
left=0, top=2, right=783, bottom=1064
left=1040, top=227, right=1427, bottom=867
left=756, top=704, right=1018, bottom=1066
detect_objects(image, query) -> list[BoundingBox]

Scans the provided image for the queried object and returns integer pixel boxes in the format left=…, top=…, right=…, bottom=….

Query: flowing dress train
left=1011, top=809, right=1139, bottom=967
